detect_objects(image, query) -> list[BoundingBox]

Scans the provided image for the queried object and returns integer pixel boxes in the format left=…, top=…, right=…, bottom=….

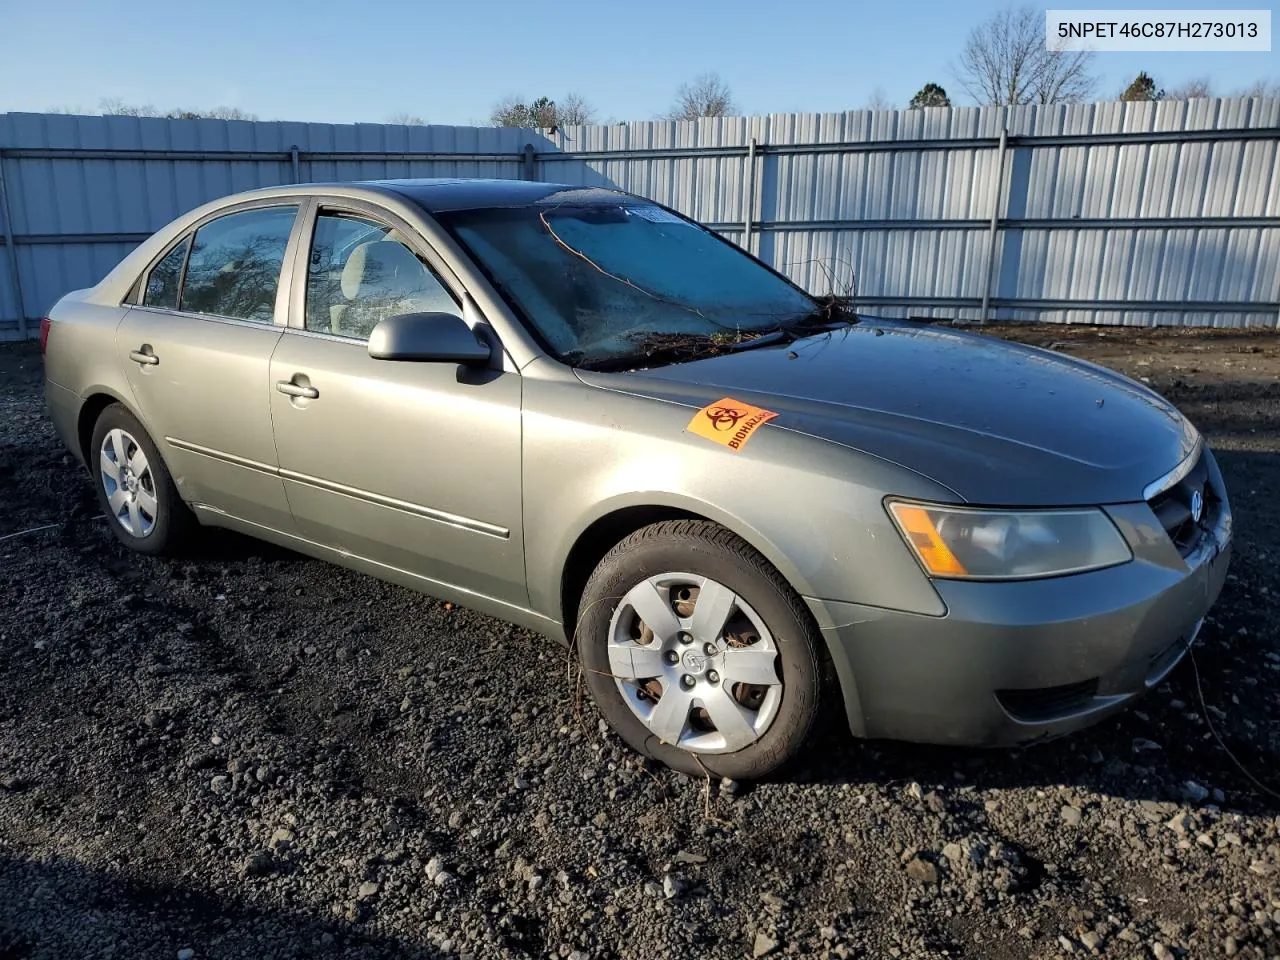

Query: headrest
left=340, top=241, right=426, bottom=301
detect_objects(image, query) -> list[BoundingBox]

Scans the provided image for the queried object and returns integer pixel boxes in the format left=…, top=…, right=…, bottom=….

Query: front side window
left=143, top=235, right=191, bottom=309
left=434, top=189, right=817, bottom=368
left=180, top=206, right=298, bottom=323
left=304, top=211, right=459, bottom=340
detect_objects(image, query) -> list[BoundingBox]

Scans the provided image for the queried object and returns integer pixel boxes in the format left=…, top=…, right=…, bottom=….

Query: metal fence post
left=522, top=144, right=537, bottom=181
left=0, top=153, right=26, bottom=339
left=979, top=122, right=1009, bottom=325
left=743, top=138, right=757, bottom=254
left=290, top=145, right=300, bottom=182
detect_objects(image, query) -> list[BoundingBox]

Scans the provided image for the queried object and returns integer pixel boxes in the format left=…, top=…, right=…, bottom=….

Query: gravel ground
left=1, top=325, right=1278, bottom=960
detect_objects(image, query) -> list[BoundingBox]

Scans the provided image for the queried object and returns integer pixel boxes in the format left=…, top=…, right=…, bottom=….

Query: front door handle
left=276, top=378, right=319, bottom=400
left=128, top=345, right=159, bottom=366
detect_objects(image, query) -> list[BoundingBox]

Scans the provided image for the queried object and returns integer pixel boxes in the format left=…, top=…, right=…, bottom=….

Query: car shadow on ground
left=167, top=527, right=1280, bottom=821
left=0, top=851, right=447, bottom=959
left=791, top=683, right=1280, bottom=816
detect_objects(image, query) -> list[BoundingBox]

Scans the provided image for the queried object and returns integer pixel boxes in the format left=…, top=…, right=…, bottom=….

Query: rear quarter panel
left=44, top=293, right=135, bottom=464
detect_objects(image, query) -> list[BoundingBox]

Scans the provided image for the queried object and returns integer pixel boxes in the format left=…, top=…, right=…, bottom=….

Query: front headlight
left=886, top=501, right=1132, bottom=580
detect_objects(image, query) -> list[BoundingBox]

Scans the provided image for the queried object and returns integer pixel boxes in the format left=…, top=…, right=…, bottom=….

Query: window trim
left=282, top=198, right=518, bottom=374
left=133, top=231, right=193, bottom=310
left=296, top=203, right=462, bottom=343
left=126, top=198, right=305, bottom=328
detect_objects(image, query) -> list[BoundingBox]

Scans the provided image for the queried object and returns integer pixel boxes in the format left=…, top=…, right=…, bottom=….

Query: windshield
left=434, top=192, right=819, bottom=368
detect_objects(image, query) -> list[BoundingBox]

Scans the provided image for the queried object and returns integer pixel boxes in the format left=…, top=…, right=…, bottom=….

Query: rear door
left=268, top=201, right=526, bottom=607
left=118, top=202, right=302, bottom=530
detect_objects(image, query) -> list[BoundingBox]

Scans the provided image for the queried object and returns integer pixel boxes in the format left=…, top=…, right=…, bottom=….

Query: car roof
left=377, top=178, right=596, bottom=212
left=279, top=178, right=635, bottom=213
left=86, top=178, right=644, bottom=310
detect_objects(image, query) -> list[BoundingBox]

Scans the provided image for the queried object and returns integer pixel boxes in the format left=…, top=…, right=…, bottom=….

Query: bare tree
left=667, top=72, right=736, bottom=120
left=1164, top=77, right=1215, bottom=100
left=556, top=92, right=597, bottom=126
left=100, top=97, right=160, bottom=117
left=864, top=87, right=893, bottom=111
left=1234, top=78, right=1280, bottom=98
left=489, top=95, right=558, bottom=128
left=490, top=95, right=528, bottom=127
left=1156, top=77, right=1278, bottom=100
left=954, top=6, right=1096, bottom=105
left=99, top=98, right=257, bottom=120
left=386, top=112, right=427, bottom=125
left=189, top=106, right=257, bottom=121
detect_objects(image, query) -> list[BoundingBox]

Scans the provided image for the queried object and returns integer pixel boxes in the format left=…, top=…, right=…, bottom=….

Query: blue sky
left=3, top=0, right=1276, bottom=124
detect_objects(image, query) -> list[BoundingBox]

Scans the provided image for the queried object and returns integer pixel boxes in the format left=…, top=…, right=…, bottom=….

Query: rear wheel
left=577, top=520, right=824, bottom=779
left=90, top=404, right=195, bottom=555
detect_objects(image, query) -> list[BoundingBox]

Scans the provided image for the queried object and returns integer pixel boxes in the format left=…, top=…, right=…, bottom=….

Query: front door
left=117, top=203, right=301, bottom=530
left=268, top=207, right=526, bottom=607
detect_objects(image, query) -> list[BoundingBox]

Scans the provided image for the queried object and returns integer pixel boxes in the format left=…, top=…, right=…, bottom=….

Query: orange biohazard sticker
left=686, top=397, right=778, bottom=451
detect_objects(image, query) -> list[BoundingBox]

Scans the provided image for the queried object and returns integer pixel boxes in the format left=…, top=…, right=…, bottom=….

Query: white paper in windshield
left=627, top=206, right=688, bottom=225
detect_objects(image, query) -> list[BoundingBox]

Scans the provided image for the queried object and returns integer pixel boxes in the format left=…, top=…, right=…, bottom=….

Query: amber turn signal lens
left=888, top=503, right=969, bottom=577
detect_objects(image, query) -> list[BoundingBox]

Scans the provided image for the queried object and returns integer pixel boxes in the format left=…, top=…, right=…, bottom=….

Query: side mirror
left=368, top=312, right=492, bottom=365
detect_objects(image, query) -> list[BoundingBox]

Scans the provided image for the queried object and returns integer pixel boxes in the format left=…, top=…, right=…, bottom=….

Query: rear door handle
left=128, top=345, right=159, bottom=365
left=276, top=379, right=319, bottom=399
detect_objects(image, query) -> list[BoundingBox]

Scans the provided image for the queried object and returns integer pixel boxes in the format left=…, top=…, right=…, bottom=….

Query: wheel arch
left=556, top=496, right=822, bottom=648
left=76, top=387, right=141, bottom=468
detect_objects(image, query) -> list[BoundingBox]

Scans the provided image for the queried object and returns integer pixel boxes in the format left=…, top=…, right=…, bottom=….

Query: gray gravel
left=2, top=329, right=1279, bottom=960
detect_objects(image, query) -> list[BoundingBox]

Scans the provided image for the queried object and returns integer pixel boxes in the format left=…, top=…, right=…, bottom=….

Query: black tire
left=577, top=520, right=824, bottom=780
left=89, top=403, right=197, bottom=556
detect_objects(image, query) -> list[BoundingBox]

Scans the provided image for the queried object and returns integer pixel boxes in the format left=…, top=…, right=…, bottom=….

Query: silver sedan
left=42, top=179, right=1231, bottom=779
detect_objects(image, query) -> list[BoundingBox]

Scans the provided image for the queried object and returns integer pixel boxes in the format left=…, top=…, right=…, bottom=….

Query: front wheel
left=577, top=520, right=825, bottom=779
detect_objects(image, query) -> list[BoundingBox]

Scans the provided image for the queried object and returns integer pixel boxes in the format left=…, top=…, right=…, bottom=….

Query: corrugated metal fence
left=2, top=98, right=1278, bottom=340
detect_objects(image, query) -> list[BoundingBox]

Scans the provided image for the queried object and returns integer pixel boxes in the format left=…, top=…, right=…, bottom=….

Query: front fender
left=549, top=486, right=826, bottom=615
left=521, top=375, right=951, bottom=626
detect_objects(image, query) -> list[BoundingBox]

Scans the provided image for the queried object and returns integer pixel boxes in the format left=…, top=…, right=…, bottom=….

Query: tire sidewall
left=90, top=405, right=182, bottom=556
left=578, top=528, right=821, bottom=780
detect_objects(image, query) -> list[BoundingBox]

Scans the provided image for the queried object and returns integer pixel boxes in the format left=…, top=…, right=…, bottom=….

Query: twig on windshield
left=783, top=255, right=858, bottom=300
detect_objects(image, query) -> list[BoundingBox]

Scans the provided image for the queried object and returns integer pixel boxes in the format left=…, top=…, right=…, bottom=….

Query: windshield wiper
left=566, top=300, right=860, bottom=371
left=569, top=328, right=803, bottom=371
left=717, top=301, right=860, bottom=355
left=566, top=332, right=729, bottom=371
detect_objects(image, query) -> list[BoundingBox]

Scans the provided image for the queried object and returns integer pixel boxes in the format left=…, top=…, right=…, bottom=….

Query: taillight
left=39, top=318, right=51, bottom=355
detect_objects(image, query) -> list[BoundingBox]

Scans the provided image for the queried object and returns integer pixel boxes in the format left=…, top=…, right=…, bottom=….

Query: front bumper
left=808, top=505, right=1232, bottom=747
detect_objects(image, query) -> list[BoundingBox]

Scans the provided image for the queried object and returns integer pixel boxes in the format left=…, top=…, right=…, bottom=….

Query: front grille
left=996, top=678, right=1099, bottom=723
left=1147, top=453, right=1217, bottom=558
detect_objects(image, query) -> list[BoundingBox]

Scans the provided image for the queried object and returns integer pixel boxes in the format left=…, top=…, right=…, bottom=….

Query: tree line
left=48, top=6, right=1278, bottom=128
left=482, top=5, right=1277, bottom=127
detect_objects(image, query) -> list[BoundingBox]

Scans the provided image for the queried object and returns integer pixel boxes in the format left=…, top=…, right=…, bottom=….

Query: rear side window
left=143, top=236, right=191, bottom=309
left=180, top=206, right=298, bottom=323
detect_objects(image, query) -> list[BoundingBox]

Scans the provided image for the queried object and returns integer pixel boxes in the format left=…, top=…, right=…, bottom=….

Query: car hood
left=576, top=320, right=1199, bottom=506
